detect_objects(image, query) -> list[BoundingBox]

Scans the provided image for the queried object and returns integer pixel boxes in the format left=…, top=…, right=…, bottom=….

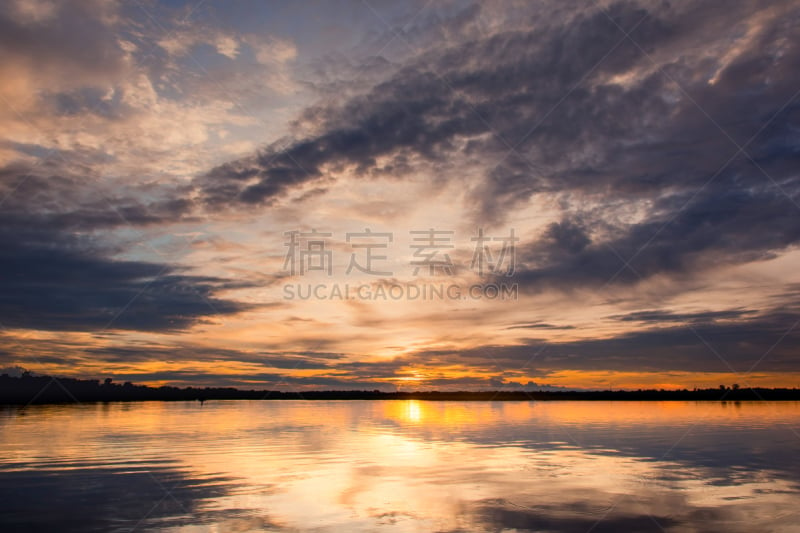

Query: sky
left=1, top=0, right=799, bottom=391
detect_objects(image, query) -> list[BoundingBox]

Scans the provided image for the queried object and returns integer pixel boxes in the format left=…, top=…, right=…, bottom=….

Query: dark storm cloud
left=101, top=298, right=800, bottom=383
left=82, top=345, right=343, bottom=368
left=507, top=184, right=800, bottom=290
left=0, top=155, right=252, bottom=333
left=0, top=161, right=197, bottom=231
left=0, top=232, right=251, bottom=332
left=199, top=0, right=800, bottom=288
left=611, top=308, right=757, bottom=323
left=0, top=1, right=129, bottom=83
left=414, top=309, right=800, bottom=375
left=0, top=182, right=250, bottom=331
left=505, top=322, right=577, bottom=330
left=198, top=3, right=665, bottom=205
left=100, top=369, right=397, bottom=391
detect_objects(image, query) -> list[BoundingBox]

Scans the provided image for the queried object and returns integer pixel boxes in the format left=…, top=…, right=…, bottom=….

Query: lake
left=1, top=400, right=799, bottom=532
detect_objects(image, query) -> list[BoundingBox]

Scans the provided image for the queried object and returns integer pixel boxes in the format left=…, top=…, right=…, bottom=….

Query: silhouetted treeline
left=2, top=373, right=800, bottom=404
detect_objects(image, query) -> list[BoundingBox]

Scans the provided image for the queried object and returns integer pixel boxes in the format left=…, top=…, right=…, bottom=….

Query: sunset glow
left=1, top=0, right=799, bottom=392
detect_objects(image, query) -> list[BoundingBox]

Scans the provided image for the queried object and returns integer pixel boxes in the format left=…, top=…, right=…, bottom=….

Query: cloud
left=506, top=185, right=800, bottom=291
left=0, top=164, right=198, bottom=234
left=91, top=369, right=398, bottom=391
left=0, top=193, right=252, bottom=331
left=611, top=309, right=757, bottom=323
left=0, top=0, right=127, bottom=113
left=505, top=322, right=576, bottom=330
left=2, top=0, right=800, bottom=385
left=0, top=240, right=251, bottom=332
left=0, top=0, right=293, bottom=185
left=416, top=308, right=800, bottom=375
left=197, top=0, right=800, bottom=291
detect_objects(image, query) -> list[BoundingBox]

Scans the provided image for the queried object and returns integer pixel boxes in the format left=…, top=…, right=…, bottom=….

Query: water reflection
left=1, top=401, right=799, bottom=532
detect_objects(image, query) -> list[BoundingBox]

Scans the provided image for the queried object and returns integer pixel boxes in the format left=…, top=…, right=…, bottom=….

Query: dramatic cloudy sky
left=1, top=0, right=799, bottom=390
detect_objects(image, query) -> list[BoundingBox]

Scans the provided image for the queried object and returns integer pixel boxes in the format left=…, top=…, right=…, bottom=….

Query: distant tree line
left=1, top=372, right=799, bottom=404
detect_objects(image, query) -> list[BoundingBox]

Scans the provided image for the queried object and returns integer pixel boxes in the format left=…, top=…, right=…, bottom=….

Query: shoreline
left=4, top=374, right=799, bottom=405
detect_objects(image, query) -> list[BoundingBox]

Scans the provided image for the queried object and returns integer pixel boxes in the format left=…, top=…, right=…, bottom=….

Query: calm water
left=1, top=401, right=799, bottom=532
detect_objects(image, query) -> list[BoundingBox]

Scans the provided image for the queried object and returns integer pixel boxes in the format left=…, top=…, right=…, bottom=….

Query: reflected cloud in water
left=1, top=401, right=799, bottom=531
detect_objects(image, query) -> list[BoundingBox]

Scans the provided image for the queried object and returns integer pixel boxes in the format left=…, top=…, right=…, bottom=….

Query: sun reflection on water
left=1, top=400, right=799, bottom=532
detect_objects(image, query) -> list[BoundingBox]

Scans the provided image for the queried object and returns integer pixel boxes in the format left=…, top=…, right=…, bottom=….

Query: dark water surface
left=1, top=400, right=799, bottom=532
